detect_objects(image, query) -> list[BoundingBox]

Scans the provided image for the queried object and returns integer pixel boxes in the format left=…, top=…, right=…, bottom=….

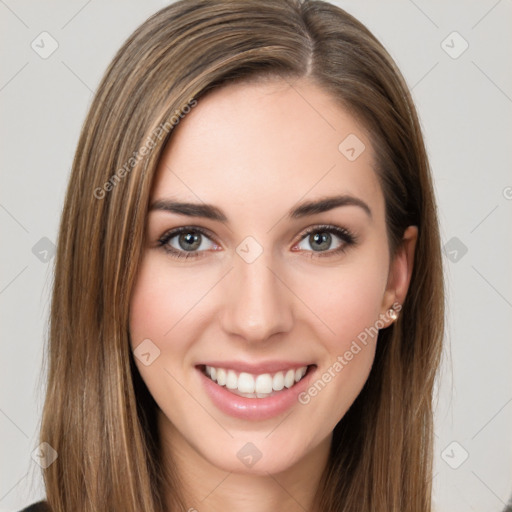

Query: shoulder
left=18, top=500, right=50, bottom=512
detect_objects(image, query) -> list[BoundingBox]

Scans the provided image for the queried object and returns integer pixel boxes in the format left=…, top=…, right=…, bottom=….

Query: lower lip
left=197, top=365, right=317, bottom=421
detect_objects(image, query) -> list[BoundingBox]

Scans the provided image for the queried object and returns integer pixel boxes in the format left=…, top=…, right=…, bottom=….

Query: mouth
left=196, top=363, right=317, bottom=399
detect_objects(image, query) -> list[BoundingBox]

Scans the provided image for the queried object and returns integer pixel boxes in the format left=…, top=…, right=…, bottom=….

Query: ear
left=380, top=225, right=418, bottom=326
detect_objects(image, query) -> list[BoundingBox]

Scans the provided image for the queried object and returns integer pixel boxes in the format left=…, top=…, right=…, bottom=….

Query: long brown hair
left=40, top=1, right=444, bottom=510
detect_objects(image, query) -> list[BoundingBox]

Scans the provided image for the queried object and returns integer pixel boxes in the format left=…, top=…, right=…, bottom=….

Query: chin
left=199, top=433, right=317, bottom=477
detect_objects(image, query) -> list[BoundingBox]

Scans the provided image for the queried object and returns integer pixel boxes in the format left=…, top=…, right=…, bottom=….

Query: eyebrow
left=149, top=194, right=372, bottom=222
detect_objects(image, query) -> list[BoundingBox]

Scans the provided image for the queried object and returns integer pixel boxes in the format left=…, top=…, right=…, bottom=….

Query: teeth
left=255, top=374, right=272, bottom=394
left=284, top=369, right=295, bottom=388
left=272, top=371, right=284, bottom=391
left=203, top=364, right=309, bottom=396
left=226, top=370, right=238, bottom=390
left=216, top=368, right=226, bottom=386
left=238, top=372, right=255, bottom=393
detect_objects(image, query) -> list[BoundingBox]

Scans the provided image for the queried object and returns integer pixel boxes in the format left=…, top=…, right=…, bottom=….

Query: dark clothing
left=19, top=501, right=50, bottom=512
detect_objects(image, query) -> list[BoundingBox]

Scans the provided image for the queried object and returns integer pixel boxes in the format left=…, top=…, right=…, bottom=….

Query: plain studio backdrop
left=1, top=1, right=511, bottom=511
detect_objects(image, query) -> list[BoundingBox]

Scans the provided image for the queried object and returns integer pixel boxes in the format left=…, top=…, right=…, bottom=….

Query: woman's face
left=129, top=78, right=415, bottom=476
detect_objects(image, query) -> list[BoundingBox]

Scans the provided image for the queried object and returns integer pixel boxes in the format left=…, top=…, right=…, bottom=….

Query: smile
left=195, top=361, right=317, bottom=420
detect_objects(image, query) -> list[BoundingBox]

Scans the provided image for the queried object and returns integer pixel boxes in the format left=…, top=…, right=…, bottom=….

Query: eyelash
left=157, top=224, right=357, bottom=260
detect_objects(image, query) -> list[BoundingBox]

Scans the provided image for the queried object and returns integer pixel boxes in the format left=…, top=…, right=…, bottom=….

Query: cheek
left=294, top=255, right=388, bottom=347
left=129, top=256, right=200, bottom=350
left=128, top=256, right=200, bottom=413
left=290, top=259, right=388, bottom=426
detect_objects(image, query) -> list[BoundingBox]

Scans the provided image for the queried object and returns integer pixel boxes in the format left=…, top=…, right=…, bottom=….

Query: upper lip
left=196, top=360, right=316, bottom=375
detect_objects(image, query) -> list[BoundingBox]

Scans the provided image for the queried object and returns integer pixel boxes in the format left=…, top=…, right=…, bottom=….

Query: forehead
left=151, top=79, right=384, bottom=223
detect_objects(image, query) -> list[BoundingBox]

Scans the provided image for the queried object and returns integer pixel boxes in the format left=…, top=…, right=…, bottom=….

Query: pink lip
left=196, top=364, right=317, bottom=421
left=195, top=360, right=313, bottom=375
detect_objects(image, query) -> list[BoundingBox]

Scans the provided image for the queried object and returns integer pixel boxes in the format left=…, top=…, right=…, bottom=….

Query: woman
left=23, top=0, right=444, bottom=510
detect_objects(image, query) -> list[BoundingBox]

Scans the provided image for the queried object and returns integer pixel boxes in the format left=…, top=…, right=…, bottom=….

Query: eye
left=293, top=225, right=357, bottom=257
left=157, top=227, right=219, bottom=259
left=157, top=224, right=357, bottom=260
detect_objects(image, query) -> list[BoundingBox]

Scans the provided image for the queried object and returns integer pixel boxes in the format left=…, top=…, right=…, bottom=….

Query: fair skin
left=129, top=78, right=417, bottom=512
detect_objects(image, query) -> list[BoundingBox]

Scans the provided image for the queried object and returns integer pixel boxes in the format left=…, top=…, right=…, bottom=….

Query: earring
left=387, top=306, right=399, bottom=321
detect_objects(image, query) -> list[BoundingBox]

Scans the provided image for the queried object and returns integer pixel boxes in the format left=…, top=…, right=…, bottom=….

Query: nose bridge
left=220, top=246, right=293, bottom=342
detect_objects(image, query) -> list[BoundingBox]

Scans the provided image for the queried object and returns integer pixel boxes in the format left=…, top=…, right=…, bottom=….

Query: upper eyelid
left=159, top=225, right=216, bottom=240
left=299, top=224, right=353, bottom=237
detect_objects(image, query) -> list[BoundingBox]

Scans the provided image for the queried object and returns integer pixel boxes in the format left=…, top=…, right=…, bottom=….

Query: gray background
left=1, top=1, right=511, bottom=511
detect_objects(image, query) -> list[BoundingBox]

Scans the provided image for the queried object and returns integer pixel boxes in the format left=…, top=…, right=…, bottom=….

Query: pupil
left=179, top=232, right=201, bottom=251
left=311, top=232, right=331, bottom=251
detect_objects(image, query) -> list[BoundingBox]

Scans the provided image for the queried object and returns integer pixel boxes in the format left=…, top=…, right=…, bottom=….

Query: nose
left=219, top=251, right=294, bottom=343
